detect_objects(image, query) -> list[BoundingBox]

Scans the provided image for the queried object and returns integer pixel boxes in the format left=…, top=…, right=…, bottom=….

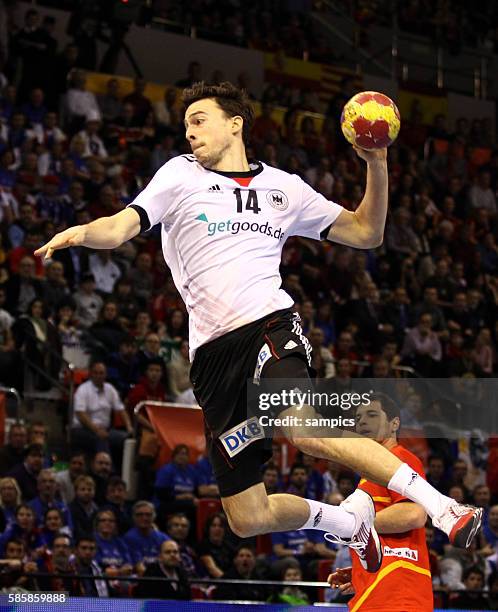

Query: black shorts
left=190, top=309, right=313, bottom=497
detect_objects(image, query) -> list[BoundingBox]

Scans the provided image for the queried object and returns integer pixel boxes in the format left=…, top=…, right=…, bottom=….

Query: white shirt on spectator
left=72, top=379, right=124, bottom=429
left=89, top=253, right=121, bottom=294
left=65, top=88, right=100, bottom=120
left=468, top=184, right=497, bottom=214
left=75, top=129, right=108, bottom=159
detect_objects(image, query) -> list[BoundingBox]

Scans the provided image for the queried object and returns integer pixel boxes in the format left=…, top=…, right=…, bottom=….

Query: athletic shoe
left=432, top=502, right=483, bottom=548
left=324, top=489, right=383, bottom=573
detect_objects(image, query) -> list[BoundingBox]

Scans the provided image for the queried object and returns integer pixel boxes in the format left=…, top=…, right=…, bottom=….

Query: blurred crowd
left=0, top=4, right=496, bottom=608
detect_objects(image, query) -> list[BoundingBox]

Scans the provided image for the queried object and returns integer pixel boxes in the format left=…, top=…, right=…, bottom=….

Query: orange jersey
left=349, top=444, right=433, bottom=612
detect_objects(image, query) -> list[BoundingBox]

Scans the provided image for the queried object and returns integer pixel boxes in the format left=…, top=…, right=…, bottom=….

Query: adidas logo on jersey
left=208, top=184, right=222, bottom=192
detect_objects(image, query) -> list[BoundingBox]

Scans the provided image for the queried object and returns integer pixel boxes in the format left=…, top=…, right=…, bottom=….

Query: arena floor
left=0, top=598, right=488, bottom=612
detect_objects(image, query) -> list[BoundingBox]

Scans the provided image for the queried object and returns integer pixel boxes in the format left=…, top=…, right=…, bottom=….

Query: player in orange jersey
left=328, top=393, right=434, bottom=612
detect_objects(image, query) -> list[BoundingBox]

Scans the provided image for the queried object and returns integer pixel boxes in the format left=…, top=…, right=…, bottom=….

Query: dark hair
left=172, top=444, right=189, bottom=459
left=290, top=463, right=308, bottom=475
left=167, top=513, right=189, bottom=529
left=203, top=512, right=227, bottom=539
left=235, top=543, right=255, bottom=556
left=44, top=507, right=64, bottom=524
left=182, top=81, right=254, bottom=145
left=24, top=443, right=44, bottom=458
left=5, top=537, right=25, bottom=549
left=463, top=565, right=484, bottom=582
left=106, top=475, right=126, bottom=489
left=75, top=534, right=96, bottom=547
left=367, top=392, right=400, bottom=422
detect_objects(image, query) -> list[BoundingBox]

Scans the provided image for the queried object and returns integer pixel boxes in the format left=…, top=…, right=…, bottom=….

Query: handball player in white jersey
left=36, top=82, right=481, bottom=572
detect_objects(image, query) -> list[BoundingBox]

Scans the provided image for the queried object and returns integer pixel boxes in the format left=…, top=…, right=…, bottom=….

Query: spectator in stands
left=0, top=538, right=38, bottom=591
left=89, top=452, right=113, bottom=506
left=449, top=458, right=471, bottom=501
left=0, top=478, right=21, bottom=532
left=88, top=250, right=121, bottom=295
left=102, top=476, right=133, bottom=536
left=166, top=513, right=199, bottom=577
left=54, top=451, right=86, bottom=504
left=63, top=70, right=100, bottom=129
left=89, top=300, right=128, bottom=354
left=69, top=475, right=98, bottom=541
left=126, top=357, right=169, bottom=437
left=216, top=545, right=266, bottom=601
left=98, top=78, right=122, bottom=123
left=12, top=297, right=62, bottom=391
left=262, top=464, right=281, bottom=495
left=269, top=559, right=309, bottom=605
left=0, top=423, right=27, bottom=476
left=480, top=504, right=498, bottom=555
left=124, top=500, right=170, bottom=570
left=135, top=539, right=191, bottom=600
left=29, top=468, right=72, bottom=529
left=42, top=261, right=70, bottom=313
left=4, top=256, right=44, bottom=316
left=36, top=533, right=78, bottom=594
left=75, top=112, right=108, bottom=162
left=112, top=277, right=140, bottom=323
left=472, top=484, right=491, bottom=520
left=468, top=170, right=497, bottom=216
left=411, top=286, right=447, bottom=332
left=73, top=273, right=103, bottom=329
left=8, top=443, right=44, bottom=501
left=197, top=513, right=234, bottom=578
left=123, top=77, right=152, bottom=125
left=154, top=444, right=199, bottom=523
left=73, top=535, right=109, bottom=597
left=136, top=331, right=164, bottom=376
left=272, top=525, right=317, bottom=571
left=94, top=509, right=133, bottom=584
left=286, top=463, right=309, bottom=498
left=401, top=312, right=442, bottom=376
left=167, top=339, right=194, bottom=403
left=450, top=565, right=489, bottom=609
left=105, top=335, right=140, bottom=397
left=70, top=361, right=133, bottom=463
left=385, top=207, right=419, bottom=258
left=308, top=328, right=335, bottom=378
left=38, top=507, right=72, bottom=549
left=426, top=455, right=451, bottom=496
left=195, top=454, right=219, bottom=498
left=0, top=504, right=41, bottom=556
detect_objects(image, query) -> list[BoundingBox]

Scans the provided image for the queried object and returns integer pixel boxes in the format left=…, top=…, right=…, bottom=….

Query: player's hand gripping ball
left=341, top=91, right=400, bottom=150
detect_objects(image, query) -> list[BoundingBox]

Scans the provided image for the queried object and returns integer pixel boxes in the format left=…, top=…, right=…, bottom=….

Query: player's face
left=356, top=401, right=397, bottom=443
left=185, top=98, right=239, bottom=169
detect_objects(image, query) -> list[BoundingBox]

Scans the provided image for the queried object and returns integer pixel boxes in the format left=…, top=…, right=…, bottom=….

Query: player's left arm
left=374, top=501, right=427, bottom=534
left=327, top=148, right=388, bottom=249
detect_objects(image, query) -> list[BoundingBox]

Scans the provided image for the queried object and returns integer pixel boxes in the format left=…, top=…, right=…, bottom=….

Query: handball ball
left=340, top=91, right=400, bottom=150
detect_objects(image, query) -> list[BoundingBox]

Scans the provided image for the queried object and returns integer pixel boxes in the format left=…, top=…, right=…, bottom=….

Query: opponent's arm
left=327, top=148, right=388, bottom=249
left=375, top=501, right=427, bottom=534
left=34, top=207, right=141, bottom=260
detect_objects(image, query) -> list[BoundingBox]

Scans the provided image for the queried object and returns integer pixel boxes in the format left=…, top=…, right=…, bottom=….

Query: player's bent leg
left=221, top=482, right=310, bottom=538
left=261, top=357, right=482, bottom=549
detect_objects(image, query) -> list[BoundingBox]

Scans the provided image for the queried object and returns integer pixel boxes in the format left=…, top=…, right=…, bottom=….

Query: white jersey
left=129, top=155, right=343, bottom=359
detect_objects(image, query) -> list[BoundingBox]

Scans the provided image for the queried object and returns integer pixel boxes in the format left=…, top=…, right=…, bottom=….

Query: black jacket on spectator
left=3, top=275, right=44, bottom=316
left=53, top=248, right=89, bottom=291
left=135, top=563, right=191, bottom=600
left=69, top=499, right=98, bottom=540
left=102, top=500, right=133, bottom=536
left=0, top=445, right=25, bottom=476
left=7, top=463, right=38, bottom=500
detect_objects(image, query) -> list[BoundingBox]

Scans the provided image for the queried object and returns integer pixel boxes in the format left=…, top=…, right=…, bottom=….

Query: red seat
left=255, top=533, right=273, bottom=555
left=196, top=498, right=222, bottom=541
left=317, top=559, right=334, bottom=602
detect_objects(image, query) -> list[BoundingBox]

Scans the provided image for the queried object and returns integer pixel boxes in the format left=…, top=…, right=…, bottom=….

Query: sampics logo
left=196, top=214, right=285, bottom=241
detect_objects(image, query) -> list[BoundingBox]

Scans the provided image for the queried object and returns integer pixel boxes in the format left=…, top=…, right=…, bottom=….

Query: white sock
left=388, top=462, right=452, bottom=518
left=300, top=498, right=355, bottom=537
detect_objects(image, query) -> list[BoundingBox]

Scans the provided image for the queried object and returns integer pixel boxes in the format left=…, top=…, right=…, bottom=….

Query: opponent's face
left=185, top=98, right=242, bottom=169
left=355, top=401, right=398, bottom=443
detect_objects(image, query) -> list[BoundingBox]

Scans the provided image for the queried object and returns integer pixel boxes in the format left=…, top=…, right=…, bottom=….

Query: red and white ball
left=340, top=91, right=401, bottom=150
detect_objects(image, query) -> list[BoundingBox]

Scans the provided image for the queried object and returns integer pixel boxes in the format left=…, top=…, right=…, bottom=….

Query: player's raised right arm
left=34, top=207, right=141, bottom=260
